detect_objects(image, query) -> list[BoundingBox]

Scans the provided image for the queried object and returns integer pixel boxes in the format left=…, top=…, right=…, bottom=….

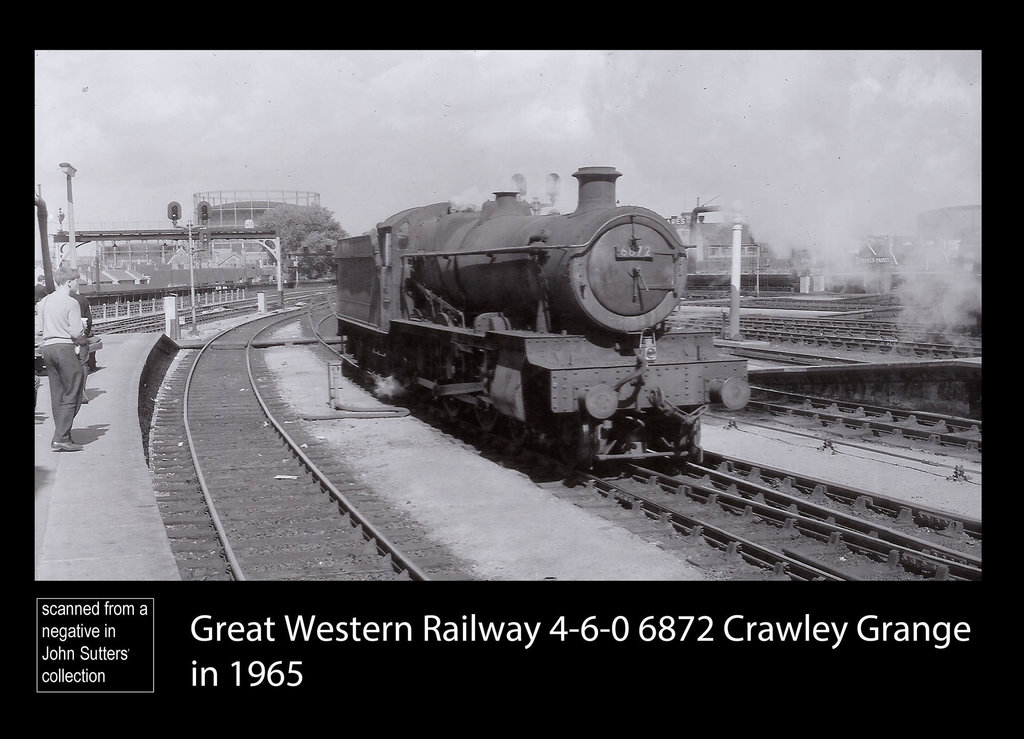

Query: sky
left=34, top=49, right=981, bottom=266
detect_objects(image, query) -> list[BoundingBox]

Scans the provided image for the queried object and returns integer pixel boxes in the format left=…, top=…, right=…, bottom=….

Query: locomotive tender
left=335, top=166, right=749, bottom=467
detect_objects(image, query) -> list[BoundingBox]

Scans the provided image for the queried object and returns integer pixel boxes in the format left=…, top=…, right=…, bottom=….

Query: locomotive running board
left=415, top=377, right=487, bottom=397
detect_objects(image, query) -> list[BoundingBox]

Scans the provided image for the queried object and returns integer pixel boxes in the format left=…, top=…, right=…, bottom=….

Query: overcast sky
left=34, top=49, right=981, bottom=263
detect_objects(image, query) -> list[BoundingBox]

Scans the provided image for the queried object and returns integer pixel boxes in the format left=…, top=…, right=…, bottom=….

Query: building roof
left=693, top=221, right=758, bottom=245
left=145, top=265, right=274, bottom=288
left=100, top=268, right=143, bottom=283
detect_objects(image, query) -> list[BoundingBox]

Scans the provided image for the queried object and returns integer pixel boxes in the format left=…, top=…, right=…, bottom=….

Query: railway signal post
left=186, top=221, right=199, bottom=337
left=58, top=162, right=77, bottom=268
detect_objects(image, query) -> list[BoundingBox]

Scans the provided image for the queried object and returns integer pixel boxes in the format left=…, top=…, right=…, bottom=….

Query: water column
left=729, top=214, right=743, bottom=340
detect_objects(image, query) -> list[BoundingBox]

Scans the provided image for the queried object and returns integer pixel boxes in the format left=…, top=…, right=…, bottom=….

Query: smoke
left=374, top=375, right=406, bottom=400
left=511, top=173, right=528, bottom=198
left=894, top=271, right=981, bottom=332
left=449, top=186, right=490, bottom=213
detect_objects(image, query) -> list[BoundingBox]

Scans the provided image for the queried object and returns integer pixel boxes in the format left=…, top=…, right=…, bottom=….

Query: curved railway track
left=147, top=304, right=452, bottom=581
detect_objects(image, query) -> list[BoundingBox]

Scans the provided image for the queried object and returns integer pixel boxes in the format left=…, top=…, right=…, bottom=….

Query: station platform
left=34, top=333, right=181, bottom=581
left=748, top=356, right=981, bottom=419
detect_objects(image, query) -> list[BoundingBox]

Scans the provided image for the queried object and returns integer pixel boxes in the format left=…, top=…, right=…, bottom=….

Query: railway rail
left=535, top=445, right=980, bottom=581
left=680, top=311, right=981, bottom=341
left=671, top=314, right=981, bottom=358
left=767, top=315, right=981, bottom=342
left=678, top=294, right=904, bottom=313
left=147, top=305, right=440, bottom=581
left=698, top=450, right=980, bottom=540
left=385, top=398, right=982, bottom=580
left=536, top=439, right=979, bottom=581
left=319, top=327, right=981, bottom=580
left=138, top=296, right=981, bottom=582
left=744, top=388, right=982, bottom=452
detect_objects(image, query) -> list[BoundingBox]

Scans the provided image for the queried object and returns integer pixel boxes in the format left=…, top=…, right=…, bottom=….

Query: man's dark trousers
left=42, top=343, right=84, bottom=445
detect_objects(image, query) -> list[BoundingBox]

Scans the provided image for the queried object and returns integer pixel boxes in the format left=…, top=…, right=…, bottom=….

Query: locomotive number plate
left=615, top=244, right=652, bottom=260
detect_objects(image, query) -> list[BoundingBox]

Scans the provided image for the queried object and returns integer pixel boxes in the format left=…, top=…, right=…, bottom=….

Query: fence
left=92, top=288, right=249, bottom=324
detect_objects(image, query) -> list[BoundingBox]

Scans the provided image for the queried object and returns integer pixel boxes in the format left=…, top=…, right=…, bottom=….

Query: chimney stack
left=572, top=166, right=621, bottom=213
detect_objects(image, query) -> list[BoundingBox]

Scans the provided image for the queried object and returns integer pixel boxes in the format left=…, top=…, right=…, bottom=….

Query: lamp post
left=58, top=162, right=77, bottom=268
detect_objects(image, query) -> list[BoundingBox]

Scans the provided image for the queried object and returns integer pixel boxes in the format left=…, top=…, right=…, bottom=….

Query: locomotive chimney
left=572, top=166, right=621, bottom=213
left=482, top=191, right=528, bottom=218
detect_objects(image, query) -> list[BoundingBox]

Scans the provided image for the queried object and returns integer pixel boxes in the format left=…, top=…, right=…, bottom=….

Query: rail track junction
left=132, top=289, right=981, bottom=582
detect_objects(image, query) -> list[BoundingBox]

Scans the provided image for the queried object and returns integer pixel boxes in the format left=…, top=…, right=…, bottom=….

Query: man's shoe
left=51, top=441, right=84, bottom=452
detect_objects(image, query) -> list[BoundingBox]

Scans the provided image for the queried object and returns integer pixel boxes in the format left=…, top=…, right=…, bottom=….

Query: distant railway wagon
left=686, top=272, right=801, bottom=293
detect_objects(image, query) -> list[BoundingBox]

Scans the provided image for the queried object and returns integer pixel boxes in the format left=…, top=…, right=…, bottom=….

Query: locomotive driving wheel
left=560, top=416, right=598, bottom=469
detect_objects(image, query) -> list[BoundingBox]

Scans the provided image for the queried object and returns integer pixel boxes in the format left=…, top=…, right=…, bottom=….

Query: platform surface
left=34, top=333, right=181, bottom=581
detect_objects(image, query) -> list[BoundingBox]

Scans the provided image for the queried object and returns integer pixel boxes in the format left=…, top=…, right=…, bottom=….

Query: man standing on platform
left=36, top=266, right=88, bottom=452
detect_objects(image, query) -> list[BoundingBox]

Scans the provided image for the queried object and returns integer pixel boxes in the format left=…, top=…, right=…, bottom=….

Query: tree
left=256, top=204, right=348, bottom=280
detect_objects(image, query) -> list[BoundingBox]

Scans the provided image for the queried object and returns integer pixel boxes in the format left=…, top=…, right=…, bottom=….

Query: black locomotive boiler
left=335, top=166, right=749, bottom=467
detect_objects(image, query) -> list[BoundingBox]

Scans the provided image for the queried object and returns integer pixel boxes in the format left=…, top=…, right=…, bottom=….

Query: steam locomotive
left=335, top=166, right=749, bottom=467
